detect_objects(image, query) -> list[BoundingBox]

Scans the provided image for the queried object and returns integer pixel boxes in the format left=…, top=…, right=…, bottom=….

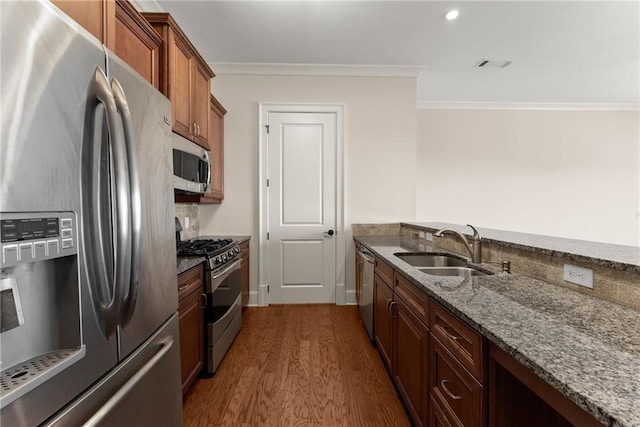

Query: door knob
left=324, top=229, right=335, bottom=237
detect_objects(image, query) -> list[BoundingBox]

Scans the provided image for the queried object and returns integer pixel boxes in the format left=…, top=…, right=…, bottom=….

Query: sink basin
left=419, top=267, right=491, bottom=277
left=395, top=252, right=468, bottom=268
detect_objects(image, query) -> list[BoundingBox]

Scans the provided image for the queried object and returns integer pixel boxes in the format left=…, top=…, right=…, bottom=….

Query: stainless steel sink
left=418, top=267, right=491, bottom=277
left=395, top=252, right=468, bottom=268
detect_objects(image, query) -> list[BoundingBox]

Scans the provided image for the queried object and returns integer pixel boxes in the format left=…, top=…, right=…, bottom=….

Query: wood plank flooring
left=183, top=304, right=410, bottom=426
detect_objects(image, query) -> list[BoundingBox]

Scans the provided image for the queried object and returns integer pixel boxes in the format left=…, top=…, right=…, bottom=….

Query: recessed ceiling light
left=445, top=10, right=459, bottom=20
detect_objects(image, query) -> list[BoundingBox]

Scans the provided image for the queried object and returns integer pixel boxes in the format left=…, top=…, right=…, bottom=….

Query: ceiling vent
left=474, top=59, right=512, bottom=69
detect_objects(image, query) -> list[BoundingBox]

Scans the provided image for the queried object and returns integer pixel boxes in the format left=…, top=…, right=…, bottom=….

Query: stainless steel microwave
left=172, top=133, right=210, bottom=194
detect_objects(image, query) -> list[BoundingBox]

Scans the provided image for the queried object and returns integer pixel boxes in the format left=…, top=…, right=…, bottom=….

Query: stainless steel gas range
left=177, top=238, right=242, bottom=375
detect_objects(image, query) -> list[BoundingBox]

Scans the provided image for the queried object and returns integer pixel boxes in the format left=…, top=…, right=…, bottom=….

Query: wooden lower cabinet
left=240, top=241, right=250, bottom=307
left=431, top=394, right=454, bottom=427
left=372, top=256, right=428, bottom=427
left=177, top=265, right=204, bottom=396
left=394, top=297, right=429, bottom=426
left=374, top=273, right=394, bottom=371
left=431, top=334, right=484, bottom=427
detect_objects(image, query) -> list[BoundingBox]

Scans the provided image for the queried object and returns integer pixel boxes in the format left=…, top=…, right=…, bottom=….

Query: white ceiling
left=146, top=1, right=640, bottom=106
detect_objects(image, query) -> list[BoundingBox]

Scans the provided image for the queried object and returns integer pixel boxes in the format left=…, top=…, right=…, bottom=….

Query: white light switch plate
left=184, top=217, right=190, bottom=229
left=563, top=264, right=593, bottom=288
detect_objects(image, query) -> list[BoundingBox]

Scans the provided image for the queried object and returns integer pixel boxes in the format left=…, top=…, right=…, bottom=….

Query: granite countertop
left=403, top=222, right=640, bottom=273
left=355, top=235, right=640, bottom=427
left=176, top=235, right=251, bottom=275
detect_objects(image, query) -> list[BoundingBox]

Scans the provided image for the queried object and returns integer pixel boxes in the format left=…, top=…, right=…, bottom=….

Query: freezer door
left=45, top=314, right=183, bottom=426
left=0, top=2, right=119, bottom=425
left=106, top=51, right=179, bottom=359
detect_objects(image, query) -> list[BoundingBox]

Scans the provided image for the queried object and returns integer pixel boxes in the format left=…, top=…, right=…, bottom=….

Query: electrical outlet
left=425, top=232, right=433, bottom=242
left=184, top=217, right=190, bottom=229
left=563, top=264, right=593, bottom=288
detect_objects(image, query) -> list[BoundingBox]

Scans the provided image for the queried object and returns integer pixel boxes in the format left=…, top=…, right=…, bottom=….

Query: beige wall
left=416, top=108, right=640, bottom=246
left=200, top=74, right=418, bottom=303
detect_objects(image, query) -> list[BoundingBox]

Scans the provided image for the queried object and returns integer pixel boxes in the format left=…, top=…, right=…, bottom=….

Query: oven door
left=205, top=259, right=241, bottom=325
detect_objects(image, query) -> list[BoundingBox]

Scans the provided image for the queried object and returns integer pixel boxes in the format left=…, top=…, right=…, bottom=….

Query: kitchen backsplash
left=175, top=203, right=199, bottom=240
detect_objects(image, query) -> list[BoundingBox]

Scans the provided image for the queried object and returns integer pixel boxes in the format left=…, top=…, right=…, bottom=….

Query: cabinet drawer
left=177, top=264, right=204, bottom=301
left=395, top=273, right=429, bottom=326
left=239, top=240, right=249, bottom=254
left=430, top=394, right=454, bottom=427
left=431, top=334, right=484, bottom=427
left=430, top=300, right=485, bottom=381
left=374, top=257, right=394, bottom=287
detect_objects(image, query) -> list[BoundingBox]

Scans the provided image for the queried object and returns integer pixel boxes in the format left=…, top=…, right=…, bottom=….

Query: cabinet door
left=178, top=290, right=204, bottom=395
left=52, top=0, right=116, bottom=48
left=114, top=0, right=161, bottom=89
left=208, top=96, right=225, bottom=200
left=170, top=34, right=194, bottom=140
left=191, top=61, right=210, bottom=149
left=374, top=275, right=394, bottom=371
left=394, top=298, right=429, bottom=427
left=431, top=334, right=484, bottom=427
left=240, top=242, right=250, bottom=307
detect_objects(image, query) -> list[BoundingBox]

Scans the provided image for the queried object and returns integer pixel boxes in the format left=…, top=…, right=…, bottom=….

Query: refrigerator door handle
left=93, top=67, right=126, bottom=339
left=83, top=337, right=175, bottom=426
left=111, top=78, right=141, bottom=328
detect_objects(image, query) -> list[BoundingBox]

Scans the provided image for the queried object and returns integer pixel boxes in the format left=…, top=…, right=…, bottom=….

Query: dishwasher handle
left=359, top=249, right=374, bottom=264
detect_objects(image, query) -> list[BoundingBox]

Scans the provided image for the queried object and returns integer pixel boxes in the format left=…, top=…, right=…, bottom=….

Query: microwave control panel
left=0, top=212, right=77, bottom=268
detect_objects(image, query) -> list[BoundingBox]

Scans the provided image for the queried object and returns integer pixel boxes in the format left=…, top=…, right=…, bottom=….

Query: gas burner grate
left=177, top=238, right=234, bottom=258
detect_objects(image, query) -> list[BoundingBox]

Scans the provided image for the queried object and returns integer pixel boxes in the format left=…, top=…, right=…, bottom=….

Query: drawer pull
left=178, top=284, right=189, bottom=292
left=440, top=379, right=462, bottom=400
left=201, top=293, right=208, bottom=309
left=443, top=324, right=463, bottom=342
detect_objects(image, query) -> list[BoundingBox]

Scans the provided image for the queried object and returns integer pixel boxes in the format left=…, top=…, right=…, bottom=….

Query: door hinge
left=267, top=232, right=270, bottom=240
left=265, top=124, right=270, bottom=134
left=266, top=179, right=270, bottom=187
left=267, top=285, right=270, bottom=293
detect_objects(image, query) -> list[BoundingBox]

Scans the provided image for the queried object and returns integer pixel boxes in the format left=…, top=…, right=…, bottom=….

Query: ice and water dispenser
left=0, top=212, right=84, bottom=408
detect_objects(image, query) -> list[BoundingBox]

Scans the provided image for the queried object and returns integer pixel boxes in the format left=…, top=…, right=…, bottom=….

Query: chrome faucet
left=434, top=224, right=482, bottom=263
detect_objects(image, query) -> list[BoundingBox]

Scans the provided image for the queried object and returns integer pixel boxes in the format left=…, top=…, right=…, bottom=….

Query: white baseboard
left=248, top=290, right=259, bottom=306
left=345, top=289, right=357, bottom=305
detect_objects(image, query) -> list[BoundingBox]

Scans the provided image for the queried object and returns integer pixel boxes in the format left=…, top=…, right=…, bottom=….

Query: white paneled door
left=267, top=112, right=337, bottom=304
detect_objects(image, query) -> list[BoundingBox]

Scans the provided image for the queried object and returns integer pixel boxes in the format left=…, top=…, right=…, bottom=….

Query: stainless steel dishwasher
left=358, top=247, right=375, bottom=340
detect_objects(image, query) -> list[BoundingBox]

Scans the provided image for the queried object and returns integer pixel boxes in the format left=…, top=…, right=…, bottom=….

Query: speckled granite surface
left=177, top=256, right=205, bottom=275
left=403, top=222, right=640, bottom=273
left=176, top=235, right=251, bottom=275
left=355, top=235, right=640, bottom=427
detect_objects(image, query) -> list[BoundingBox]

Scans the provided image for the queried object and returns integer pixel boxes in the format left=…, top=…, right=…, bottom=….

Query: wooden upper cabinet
left=142, top=13, right=215, bottom=149
left=52, top=0, right=161, bottom=89
left=208, top=95, right=226, bottom=201
left=52, top=0, right=116, bottom=48
left=114, top=0, right=161, bottom=89
left=192, top=62, right=211, bottom=148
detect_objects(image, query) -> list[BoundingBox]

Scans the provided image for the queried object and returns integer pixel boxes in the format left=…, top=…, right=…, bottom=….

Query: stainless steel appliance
left=173, top=133, right=211, bottom=195
left=358, top=246, right=375, bottom=340
left=0, top=2, right=182, bottom=425
left=177, top=239, right=242, bottom=374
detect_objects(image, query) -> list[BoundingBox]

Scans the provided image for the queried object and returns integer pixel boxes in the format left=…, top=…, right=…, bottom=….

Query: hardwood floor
left=183, top=304, right=410, bottom=426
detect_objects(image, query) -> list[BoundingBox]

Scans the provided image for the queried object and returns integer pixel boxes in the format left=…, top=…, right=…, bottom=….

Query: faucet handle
left=466, top=224, right=481, bottom=241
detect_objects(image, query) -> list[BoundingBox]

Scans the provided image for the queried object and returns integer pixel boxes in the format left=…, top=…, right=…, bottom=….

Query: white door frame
left=258, top=103, right=345, bottom=306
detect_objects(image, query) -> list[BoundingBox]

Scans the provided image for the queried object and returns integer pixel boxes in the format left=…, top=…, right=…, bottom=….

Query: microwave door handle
left=204, top=150, right=211, bottom=191
left=111, top=78, right=140, bottom=328
left=92, top=67, right=124, bottom=338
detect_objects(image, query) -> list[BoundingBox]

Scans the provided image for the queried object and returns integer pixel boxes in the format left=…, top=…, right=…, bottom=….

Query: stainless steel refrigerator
left=0, top=1, right=183, bottom=425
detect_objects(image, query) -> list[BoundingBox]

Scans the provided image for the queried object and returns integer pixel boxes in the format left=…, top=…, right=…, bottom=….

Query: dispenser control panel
left=0, top=212, right=77, bottom=267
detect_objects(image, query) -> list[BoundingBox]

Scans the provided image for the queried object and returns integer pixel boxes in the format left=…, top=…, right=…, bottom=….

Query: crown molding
left=130, top=0, right=164, bottom=13
left=209, top=62, right=426, bottom=78
left=417, top=101, right=640, bottom=111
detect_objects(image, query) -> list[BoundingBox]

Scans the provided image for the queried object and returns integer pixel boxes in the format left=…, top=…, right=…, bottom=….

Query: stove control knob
left=216, top=256, right=222, bottom=264
left=228, top=250, right=234, bottom=258
left=222, top=254, right=227, bottom=262
left=235, top=247, right=240, bottom=254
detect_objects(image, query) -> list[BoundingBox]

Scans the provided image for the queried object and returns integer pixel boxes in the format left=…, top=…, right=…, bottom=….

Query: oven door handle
left=208, top=259, right=241, bottom=293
